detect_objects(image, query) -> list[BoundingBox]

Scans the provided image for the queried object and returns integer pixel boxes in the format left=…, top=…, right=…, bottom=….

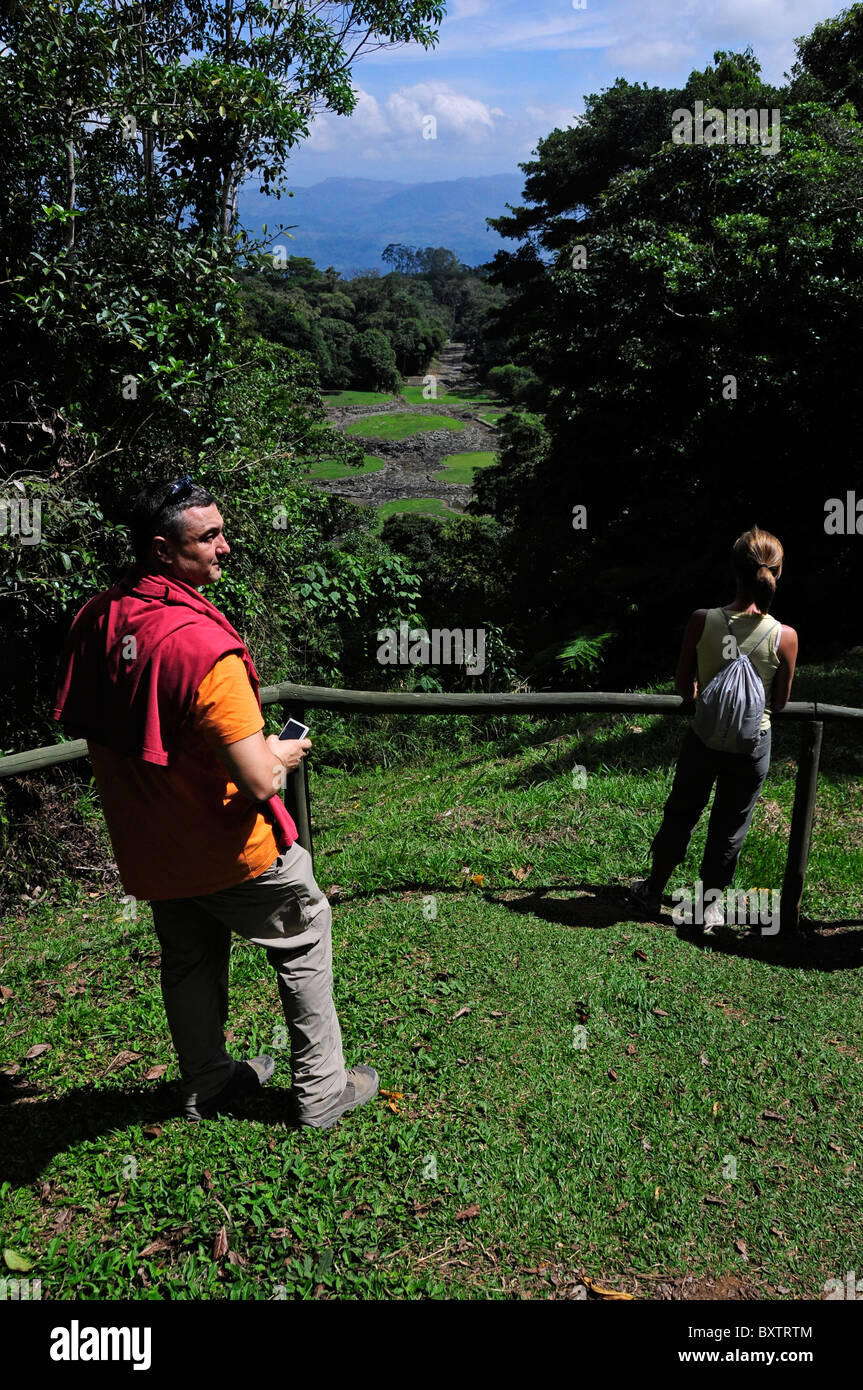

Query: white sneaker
left=702, top=900, right=726, bottom=933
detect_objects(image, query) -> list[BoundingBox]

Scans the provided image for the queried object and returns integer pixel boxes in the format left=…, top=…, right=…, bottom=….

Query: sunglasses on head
left=156, top=476, right=194, bottom=514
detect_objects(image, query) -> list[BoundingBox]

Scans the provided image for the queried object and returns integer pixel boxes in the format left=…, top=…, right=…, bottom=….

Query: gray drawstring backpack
left=691, top=608, right=780, bottom=755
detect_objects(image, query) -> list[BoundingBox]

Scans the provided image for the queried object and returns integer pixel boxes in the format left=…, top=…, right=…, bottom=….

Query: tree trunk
left=65, top=95, right=76, bottom=253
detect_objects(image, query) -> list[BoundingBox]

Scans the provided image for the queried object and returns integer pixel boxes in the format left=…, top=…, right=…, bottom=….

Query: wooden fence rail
left=2, top=684, right=861, bottom=934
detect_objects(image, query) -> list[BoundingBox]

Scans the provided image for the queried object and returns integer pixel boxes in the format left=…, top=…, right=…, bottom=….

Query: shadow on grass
left=0, top=1078, right=302, bottom=1187
left=319, top=879, right=863, bottom=968
left=492, top=887, right=863, bottom=972
left=500, top=717, right=861, bottom=787
left=681, top=918, right=863, bottom=972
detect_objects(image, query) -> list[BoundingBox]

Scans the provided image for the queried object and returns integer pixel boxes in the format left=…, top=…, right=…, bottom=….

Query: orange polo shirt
left=88, top=653, right=279, bottom=901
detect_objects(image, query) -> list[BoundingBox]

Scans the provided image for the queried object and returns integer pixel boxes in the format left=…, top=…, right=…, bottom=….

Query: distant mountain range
left=236, top=174, right=525, bottom=273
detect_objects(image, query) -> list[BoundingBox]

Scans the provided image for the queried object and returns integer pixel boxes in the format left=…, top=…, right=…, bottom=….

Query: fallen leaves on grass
left=213, top=1226, right=229, bottom=1260
left=340, top=1205, right=371, bottom=1221
left=143, top=1064, right=168, bottom=1081
left=455, top=1204, right=480, bottom=1221
left=634, top=949, right=648, bottom=962
left=412, top=1197, right=444, bottom=1217
left=582, top=1276, right=633, bottom=1300
left=608, top=1069, right=619, bottom=1082
left=138, top=1226, right=191, bottom=1259
left=451, top=1006, right=471, bottom=1021
left=24, top=1043, right=51, bottom=1060
left=142, top=1124, right=163, bottom=1140
left=380, top=1088, right=403, bottom=1113
left=139, top=1237, right=174, bottom=1258
left=511, top=865, right=533, bottom=882
left=104, top=1050, right=142, bottom=1073
left=703, top=1195, right=728, bottom=1206
left=652, top=1008, right=669, bottom=1017
left=761, top=1111, right=785, bottom=1122
left=3, top=1248, right=32, bottom=1272
left=734, top=1239, right=749, bottom=1259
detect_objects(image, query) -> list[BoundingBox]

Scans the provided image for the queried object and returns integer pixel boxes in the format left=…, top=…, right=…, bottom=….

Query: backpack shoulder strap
left=717, top=606, right=736, bottom=637
left=742, top=618, right=781, bottom=659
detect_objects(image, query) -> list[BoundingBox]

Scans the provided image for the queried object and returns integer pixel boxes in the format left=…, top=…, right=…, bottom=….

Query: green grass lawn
left=400, top=385, right=497, bottom=407
left=322, top=389, right=398, bottom=407
left=2, top=671, right=862, bottom=1300
left=375, top=497, right=462, bottom=523
left=432, top=451, right=497, bottom=486
left=305, top=454, right=386, bottom=481
left=344, top=413, right=466, bottom=441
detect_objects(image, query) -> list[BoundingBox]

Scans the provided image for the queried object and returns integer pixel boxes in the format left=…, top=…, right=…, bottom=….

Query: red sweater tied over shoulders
left=52, top=567, right=297, bottom=850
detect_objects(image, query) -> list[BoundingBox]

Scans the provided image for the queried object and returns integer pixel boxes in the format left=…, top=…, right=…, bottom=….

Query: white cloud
left=387, top=82, right=498, bottom=137
left=358, top=2, right=615, bottom=61
left=291, top=79, right=579, bottom=179
left=605, top=37, right=698, bottom=72
left=285, top=0, right=845, bottom=179
left=447, top=0, right=492, bottom=18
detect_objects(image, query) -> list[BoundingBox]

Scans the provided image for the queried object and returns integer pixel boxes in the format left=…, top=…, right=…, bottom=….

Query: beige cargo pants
left=149, top=841, right=347, bottom=1121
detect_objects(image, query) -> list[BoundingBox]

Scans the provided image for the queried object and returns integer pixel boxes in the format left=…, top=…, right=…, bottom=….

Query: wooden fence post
left=780, top=720, right=823, bottom=935
left=280, top=702, right=314, bottom=868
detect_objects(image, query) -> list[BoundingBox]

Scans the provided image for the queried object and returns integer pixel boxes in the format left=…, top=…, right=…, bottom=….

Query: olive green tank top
left=695, top=607, right=782, bottom=733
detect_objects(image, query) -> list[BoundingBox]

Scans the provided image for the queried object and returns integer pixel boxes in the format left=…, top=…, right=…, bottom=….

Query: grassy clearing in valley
left=344, top=413, right=466, bottom=442
left=322, top=389, right=397, bottom=407
left=432, top=450, right=497, bottom=485
left=373, top=497, right=463, bottom=524
left=1, top=660, right=861, bottom=1300
left=305, top=454, right=386, bottom=481
left=400, top=385, right=497, bottom=407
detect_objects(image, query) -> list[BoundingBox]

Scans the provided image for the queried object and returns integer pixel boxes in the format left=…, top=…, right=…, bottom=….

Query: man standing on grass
left=53, top=476, right=378, bottom=1128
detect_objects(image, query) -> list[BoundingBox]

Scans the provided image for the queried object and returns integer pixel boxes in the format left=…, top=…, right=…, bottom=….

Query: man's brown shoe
left=294, top=1066, right=380, bottom=1130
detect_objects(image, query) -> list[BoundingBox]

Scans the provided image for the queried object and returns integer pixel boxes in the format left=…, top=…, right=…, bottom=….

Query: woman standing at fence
left=628, top=526, right=798, bottom=933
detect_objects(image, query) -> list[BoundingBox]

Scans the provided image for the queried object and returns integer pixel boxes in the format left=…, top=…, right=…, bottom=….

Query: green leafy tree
left=351, top=327, right=401, bottom=392
left=0, top=0, right=446, bottom=901
left=482, top=41, right=863, bottom=684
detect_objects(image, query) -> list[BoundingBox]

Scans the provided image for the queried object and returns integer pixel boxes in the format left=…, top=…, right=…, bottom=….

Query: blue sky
left=284, top=0, right=848, bottom=185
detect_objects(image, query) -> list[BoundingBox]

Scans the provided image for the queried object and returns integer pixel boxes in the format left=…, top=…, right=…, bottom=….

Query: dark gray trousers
left=650, top=724, right=772, bottom=891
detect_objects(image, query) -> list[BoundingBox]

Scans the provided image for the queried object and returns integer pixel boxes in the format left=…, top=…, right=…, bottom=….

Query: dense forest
left=236, top=245, right=503, bottom=391
left=3, top=0, right=863, bottom=898
left=475, top=34, right=863, bottom=689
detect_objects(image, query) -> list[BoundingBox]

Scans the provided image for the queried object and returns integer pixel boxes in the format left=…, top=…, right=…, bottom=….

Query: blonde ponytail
left=732, top=527, right=783, bottom=613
